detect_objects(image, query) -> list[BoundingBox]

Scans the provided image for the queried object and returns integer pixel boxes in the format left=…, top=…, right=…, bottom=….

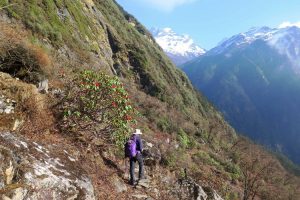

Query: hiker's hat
left=133, top=129, right=142, bottom=135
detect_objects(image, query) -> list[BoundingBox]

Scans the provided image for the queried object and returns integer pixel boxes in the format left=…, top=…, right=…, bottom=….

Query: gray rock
left=138, top=178, right=150, bottom=188
left=0, top=102, right=5, bottom=109
left=153, top=188, right=159, bottom=194
left=112, top=177, right=127, bottom=193
left=203, top=187, right=224, bottom=200
left=51, top=89, right=64, bottom=97
left=37, top=79, right=49, bottom=93
left=212, top=192, right=224, bottom=200
left=5, top=161, right=14, bottom=184
left=57, top=8, right=70, bottom=20
left=142, top=142, right=161, bottom=167
left=0, top=95, right=15, bottom=114
left=12, top=119, right=23, bottom=131
left=4, top=108, right=12, bottom=114
left=132, top=194, right=148, bottom=199
left=146, top=142, right=153, bottom=148
left=171, top=178, right=224, bottom=200
left=7, top=187, right=28, bottom=200
left=0, top=132, right=95, bottom=200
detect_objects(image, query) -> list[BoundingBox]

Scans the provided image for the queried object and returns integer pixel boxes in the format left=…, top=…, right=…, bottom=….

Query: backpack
left=125, top=136, right=137, bottom=158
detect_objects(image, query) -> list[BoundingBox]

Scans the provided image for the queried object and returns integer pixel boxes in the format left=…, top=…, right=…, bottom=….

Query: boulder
left=37, top=79, right=49, bottom=93
left=142, top=142, right=161, bottom=167
left=137, top=178, right=151, bottom=188
left=111, top=176, right=127, bottom=193
left=171, top=178, right=224, bottom=200
left=0, top=132, right=95, bottom=200
left=203, top=187, right=224, bottom=200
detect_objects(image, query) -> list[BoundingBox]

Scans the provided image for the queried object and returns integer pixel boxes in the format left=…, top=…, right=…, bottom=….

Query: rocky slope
left=0, top=131, right=95, bottom=199
left=0, top=1, right=299, bottom=199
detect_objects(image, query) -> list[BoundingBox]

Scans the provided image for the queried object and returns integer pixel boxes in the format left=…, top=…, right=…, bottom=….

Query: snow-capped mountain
left=212, top=26, right=300, bottom=62
left=210, top=26, right=276, bottom=54
left=150, top=27, right=205, bottom=66
left=182, top=24, right=300, bottom=164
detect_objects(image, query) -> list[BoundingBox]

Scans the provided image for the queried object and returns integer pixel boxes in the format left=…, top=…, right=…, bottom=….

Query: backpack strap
left=131, top=134, right=137, bottom=142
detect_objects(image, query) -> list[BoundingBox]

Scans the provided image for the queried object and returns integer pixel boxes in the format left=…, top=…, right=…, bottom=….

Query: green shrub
left=62, top=70, right=138, bottom=148
left=157, top=117, right=171, bottom=132
left=208, top=152, right=241, bottom=179
left=193, top=151, right=221, bottom=169
left=224, top=162, right=240, bottom=175
left=178, top=128, right=191, bottom=149
left=224, top=191, right=240, bottom=200
left=156, top=116, right=180, bottom=134
left=161, top=151, right=177, bottom=168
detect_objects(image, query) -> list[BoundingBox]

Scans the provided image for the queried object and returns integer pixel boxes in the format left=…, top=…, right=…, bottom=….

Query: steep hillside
left=183, top=26, right=300, bottom=165
left=0, top=1, right=300, bottom=199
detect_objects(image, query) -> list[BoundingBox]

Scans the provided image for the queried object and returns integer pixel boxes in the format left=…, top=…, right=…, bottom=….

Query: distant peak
left=150, top=27, right=205, bottom=65
left=248, top=26, right=272, bottom=32
left=211, top=26, right=278, bottom=54
left=162, top=27, right=173, bottom=32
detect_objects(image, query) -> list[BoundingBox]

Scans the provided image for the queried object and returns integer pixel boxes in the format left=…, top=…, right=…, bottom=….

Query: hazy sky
left=116, top=0, right=300, bottom=49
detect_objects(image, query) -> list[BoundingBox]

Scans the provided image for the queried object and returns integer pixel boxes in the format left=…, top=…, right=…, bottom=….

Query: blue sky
left=116, top=0, right=300, bottom=49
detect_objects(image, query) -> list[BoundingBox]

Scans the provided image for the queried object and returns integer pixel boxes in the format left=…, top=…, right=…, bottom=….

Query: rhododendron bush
left=62, top=70, right=138, bottom=147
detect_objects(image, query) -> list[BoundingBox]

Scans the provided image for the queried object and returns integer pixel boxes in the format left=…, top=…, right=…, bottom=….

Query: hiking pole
left=124, top=158, right=128, bottom=179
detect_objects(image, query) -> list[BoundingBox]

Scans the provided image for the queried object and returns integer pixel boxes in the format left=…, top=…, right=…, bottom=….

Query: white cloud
left=139, top=0, right=197, bottom=12
left=278, top=21, right=300, bottom=29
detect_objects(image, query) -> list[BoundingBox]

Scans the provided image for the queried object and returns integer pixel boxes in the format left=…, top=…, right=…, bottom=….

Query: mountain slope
left=183, top=26, right=300, bottom=164
left=150, top=27, right=205, bottom=65
left=0, top=1, right=299, bottom=199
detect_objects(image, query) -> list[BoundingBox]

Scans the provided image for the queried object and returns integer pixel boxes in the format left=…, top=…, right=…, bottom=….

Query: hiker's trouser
left=129, top=153, right=144, bottom=184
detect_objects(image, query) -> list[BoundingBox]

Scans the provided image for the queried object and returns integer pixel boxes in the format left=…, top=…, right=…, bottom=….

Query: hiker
left=125, top=129, right=144, bottom=185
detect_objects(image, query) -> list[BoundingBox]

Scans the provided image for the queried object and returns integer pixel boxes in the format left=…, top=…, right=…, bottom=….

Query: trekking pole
left=124, top=158, right=128, bottom=179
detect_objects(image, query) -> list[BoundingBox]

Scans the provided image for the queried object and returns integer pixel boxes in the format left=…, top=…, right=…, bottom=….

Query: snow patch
left=279, top=21, right=300, bottom=29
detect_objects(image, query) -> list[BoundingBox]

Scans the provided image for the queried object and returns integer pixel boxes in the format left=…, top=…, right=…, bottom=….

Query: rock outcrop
left=0, top=132, right=95, bottom=200
left=143, top=141, right=161, bottom=168
left=171, top=178, right=224, bottom=200
left=0, top=95, right=15, bottom=114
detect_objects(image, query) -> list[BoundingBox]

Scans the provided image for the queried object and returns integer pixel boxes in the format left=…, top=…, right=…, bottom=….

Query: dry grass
left=19, top=90, right=54, bottom=135
left=0, top=21, right=57, bottom=134
left=0, top=72, right=54, bottom=134
left=0, top=20, right=53, bottom=84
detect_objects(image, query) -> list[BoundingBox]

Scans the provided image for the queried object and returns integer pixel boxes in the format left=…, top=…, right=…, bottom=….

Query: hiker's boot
left=129, top=178, right=136, bottom=186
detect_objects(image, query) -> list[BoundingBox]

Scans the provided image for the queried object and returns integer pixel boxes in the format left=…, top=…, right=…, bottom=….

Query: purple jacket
left=132, top=134, right=143, bottom=152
